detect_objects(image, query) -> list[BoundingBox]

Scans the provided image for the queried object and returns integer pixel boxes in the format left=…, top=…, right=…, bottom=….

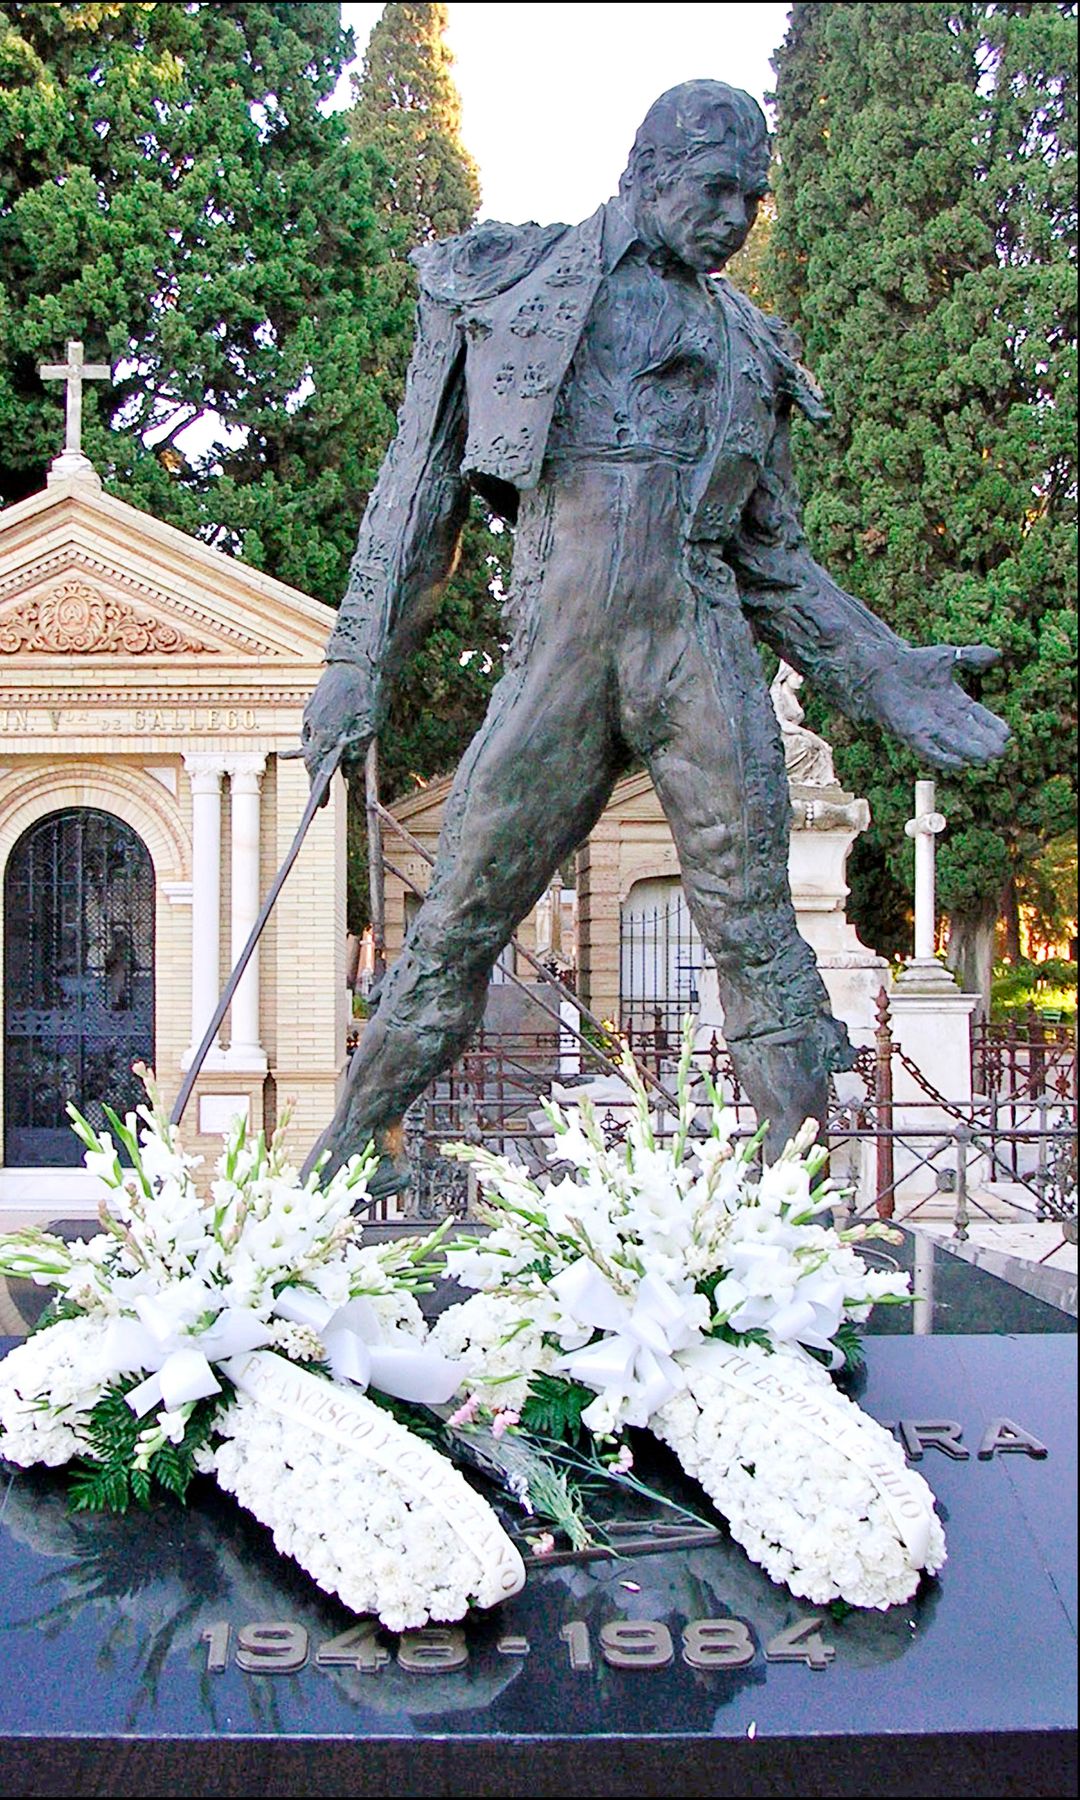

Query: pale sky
left=338, top=3, right=792, bottom=224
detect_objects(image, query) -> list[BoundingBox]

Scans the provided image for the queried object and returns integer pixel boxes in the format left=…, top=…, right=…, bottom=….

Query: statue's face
left=634, top=148, right=763, bottom=273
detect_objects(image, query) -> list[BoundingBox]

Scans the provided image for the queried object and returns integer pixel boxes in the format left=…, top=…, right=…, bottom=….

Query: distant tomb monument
left=0, top=345, right=347, bottom=1212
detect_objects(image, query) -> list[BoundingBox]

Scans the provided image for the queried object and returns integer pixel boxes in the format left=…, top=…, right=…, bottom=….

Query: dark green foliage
left=348, top=1, right=502, bottom=800
left=1, top=0, right=508, bottom=915
left=991, top=951, right=1077, bottom=1018
left=519, top=1373, right=596, bottom=1445
left=348, top=1, right=479, bottom=401
left=0, top=1, right=398, bottom=605
left=343, top=6, right=507, bottom=922
left=764, top=4, right=1077, bottom=991
left=67, top=1378, right=225, bottom=1514
left=708, top=1321, right=776, bottom=1356
left=828, top=1320, right=866, bottom=1375
left=380, top=505, right=510, bottom=798
left=725, top=190, right=778, bottom=304
left=366, top=1390, right=446, bottom=1445
left=30, top=1295, right=87, bottom=1333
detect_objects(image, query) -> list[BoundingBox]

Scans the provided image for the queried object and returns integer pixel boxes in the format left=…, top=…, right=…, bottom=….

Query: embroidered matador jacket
left=325, top=197, right=909, bottom=735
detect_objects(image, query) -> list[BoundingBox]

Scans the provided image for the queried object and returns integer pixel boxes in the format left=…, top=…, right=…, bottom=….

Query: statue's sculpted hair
left=621, top=80, right=771, bottom=197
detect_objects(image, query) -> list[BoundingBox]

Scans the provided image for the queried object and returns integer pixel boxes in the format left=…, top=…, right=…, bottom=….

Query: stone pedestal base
left=888, top=982, right=984, bottom=1200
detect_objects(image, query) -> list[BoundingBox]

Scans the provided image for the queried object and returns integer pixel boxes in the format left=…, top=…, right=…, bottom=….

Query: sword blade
left=170, top=747, right=342, bottom=1126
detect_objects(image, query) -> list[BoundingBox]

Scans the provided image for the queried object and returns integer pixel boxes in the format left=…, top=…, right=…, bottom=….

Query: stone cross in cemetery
left=898, top=778, right=955, bottom=987
left=38, top=339, right=111, bottom=479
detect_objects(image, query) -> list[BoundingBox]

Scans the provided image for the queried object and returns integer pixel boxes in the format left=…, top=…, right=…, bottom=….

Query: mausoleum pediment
left=0, top=476, right=335, bottom=663
left=0, top=557, right=267, bottom=659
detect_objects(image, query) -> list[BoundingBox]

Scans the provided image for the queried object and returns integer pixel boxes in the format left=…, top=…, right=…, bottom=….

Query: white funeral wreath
left=0, top=1038, right=944, bottom=1627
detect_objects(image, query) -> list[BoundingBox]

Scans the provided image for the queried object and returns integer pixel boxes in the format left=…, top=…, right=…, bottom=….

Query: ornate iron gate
left=4, top=809, right=155, bottom=1166
left=619, top=889, right=706, bottom=1039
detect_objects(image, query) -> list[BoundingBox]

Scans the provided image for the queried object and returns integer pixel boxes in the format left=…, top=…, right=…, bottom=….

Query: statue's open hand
left=301, top=662, right=375, bottom=792
left=875, top=644, right=1010, bottom=771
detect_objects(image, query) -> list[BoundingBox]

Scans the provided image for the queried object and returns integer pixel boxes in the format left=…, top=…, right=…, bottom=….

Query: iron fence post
left=874, top=987, right=895, bottom=1219
left=1035, top=1094, right=1049, bottom=1220
left=953, top=1124, right=971, bottom=1241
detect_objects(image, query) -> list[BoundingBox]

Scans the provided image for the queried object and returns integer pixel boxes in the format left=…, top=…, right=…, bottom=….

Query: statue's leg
left=621, top=572, right=853, bottom=1157
left=305, top=491, right=623, bottom=1181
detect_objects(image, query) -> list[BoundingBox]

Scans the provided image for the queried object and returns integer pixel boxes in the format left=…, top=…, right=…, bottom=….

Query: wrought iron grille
left=4, top=808, right=155, bottom=1166
left=619, top=891, right=706, bottom=1039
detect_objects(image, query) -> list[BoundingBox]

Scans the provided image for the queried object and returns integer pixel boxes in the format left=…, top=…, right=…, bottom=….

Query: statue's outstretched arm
left=302, top=296, right=470, bottom=782
left=729, top=413, right=1010, bottom=772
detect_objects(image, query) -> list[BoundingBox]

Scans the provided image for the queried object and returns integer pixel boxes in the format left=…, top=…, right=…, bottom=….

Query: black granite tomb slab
left=0, top=1236, right=1075, bottom=1797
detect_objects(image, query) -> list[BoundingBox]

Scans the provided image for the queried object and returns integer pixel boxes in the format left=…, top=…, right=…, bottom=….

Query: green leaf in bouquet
left=66, top=1380, right=227, bottom=1515
left=706, top=1317, right=775, bottom=1355
left=519, top=1373, right=595, bottom=1445
left=828, top=1320, right=866, bottom=1375
left=30, top=1296, right=88, bottom=1335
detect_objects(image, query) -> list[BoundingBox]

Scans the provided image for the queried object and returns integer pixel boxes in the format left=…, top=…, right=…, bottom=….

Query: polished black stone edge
left=0, top=1729, right=1075, bottom=1798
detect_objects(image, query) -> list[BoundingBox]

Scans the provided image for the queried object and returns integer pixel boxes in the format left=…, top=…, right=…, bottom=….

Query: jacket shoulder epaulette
left=412, top=219, right=573, bottom=308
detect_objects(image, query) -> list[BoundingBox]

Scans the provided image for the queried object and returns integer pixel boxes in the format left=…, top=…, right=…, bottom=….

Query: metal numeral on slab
left=235, top=1621, right=309, bottom=1673
left=599, top=1621, right=675, bottom=1669
left=201, top=1622, right=230, bottom=1673
left=682, top=1618, right=756, bottom=1669
left=560, top=1620, right=593, bottom=1670
left=765, top=1617, right=835, bottom=1669
left=397, top=1627, right=469, bottom=1673
left=316, top=1623, right=391, bottom=1673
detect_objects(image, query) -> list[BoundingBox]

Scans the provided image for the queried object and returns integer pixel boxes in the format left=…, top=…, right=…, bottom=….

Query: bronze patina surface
left=300, top=81, right=1008, bottom=1178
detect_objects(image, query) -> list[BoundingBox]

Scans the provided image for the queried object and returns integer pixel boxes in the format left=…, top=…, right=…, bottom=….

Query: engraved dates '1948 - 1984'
left=202, top=1614, right=837, bottom=1678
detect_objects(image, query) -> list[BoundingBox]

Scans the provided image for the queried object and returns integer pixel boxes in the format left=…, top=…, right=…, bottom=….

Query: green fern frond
left=519, top=1373, right=595, bottom=1444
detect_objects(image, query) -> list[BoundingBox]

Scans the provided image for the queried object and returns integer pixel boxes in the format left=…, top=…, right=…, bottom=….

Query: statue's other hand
left=301, top=662, right=375, bottom=795
left=874, top=643, right=1010, bottom=772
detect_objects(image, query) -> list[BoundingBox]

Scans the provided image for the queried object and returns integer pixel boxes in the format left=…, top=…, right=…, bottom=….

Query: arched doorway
left=4, top=808, right=155, bottom=1166
left=619, top=875, right=707, bottom=1040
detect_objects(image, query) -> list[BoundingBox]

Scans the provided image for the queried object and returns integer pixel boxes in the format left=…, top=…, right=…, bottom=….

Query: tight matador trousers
left=307, top=460, right=851, bottom=1177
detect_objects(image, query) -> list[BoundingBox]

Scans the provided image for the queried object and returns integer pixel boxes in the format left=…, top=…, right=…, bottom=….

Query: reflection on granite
left=0, top=1223, right=1075, bottom=1769
left=856, top=1227, right=1077, bottom=1337
left=0, top=1329, right=1074, bottom=1749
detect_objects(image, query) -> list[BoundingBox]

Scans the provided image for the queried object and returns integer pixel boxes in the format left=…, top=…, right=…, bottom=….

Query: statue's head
left=620, top=80, right=770, bottom=272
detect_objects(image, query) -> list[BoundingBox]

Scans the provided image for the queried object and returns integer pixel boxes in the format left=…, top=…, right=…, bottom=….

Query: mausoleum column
left=182, top=753, right=226, bottom=1068
left=223, top=753, right=267, bottom=1069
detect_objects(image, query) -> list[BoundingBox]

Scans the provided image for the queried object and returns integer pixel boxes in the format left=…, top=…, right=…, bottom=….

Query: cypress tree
left=764, top=2, right=1077, bottom=1002
left=348, top=3, right=507, bottom=814
left=0, top=1, right=397, bottom=606
left=349, top=2, right=479, bottom=298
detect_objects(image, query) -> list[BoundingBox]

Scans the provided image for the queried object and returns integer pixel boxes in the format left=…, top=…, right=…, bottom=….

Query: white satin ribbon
left=105, top=1292, right=272, bottom=1418
left=720, top=1243, right=848, bottom=1367
left=550, top=1259, right=704, bottom=1428
left=106, top=1275, right=461, bottom=1420
left=272, top=1288, right=461, bottom=1404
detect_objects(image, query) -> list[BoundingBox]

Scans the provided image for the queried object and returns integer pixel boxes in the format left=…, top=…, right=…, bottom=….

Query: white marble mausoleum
left=0, top=450, right=346, bottom=1211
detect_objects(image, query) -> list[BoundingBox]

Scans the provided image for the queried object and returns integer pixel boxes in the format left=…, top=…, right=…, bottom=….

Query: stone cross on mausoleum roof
left=38, top=338, right=111, bottom=487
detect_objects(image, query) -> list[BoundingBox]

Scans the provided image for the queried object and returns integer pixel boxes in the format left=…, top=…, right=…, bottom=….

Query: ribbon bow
left=721, top=1243, right=848, bottom=1366
left=104, top=1287, right=272, bottom=1418
left=272, top=1288, right=461, bottom=1404
left=550, top=1259, right=704, bottom=1429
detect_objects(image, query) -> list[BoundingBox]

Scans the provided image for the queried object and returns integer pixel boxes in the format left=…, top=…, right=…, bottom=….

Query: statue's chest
left=550, top=262, right=776, bottom=508
left=550, top=259, right=723, bottom=459
left=688, top=300, right=779, bottom=540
